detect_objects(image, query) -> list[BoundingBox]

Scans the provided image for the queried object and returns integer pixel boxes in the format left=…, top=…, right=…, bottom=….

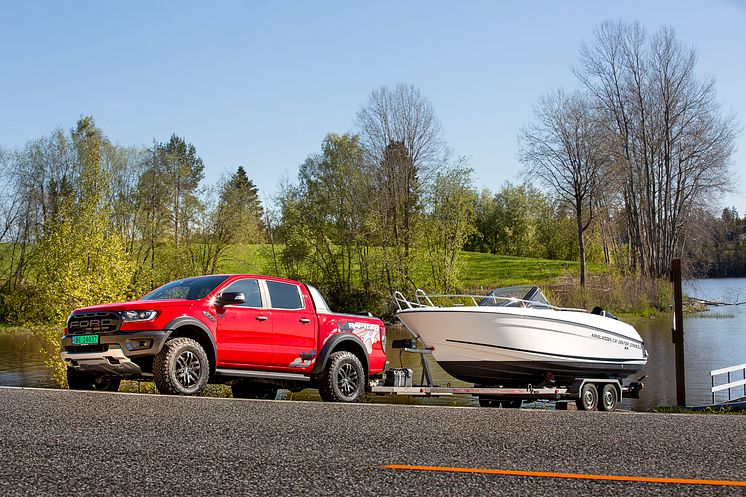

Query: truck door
left=265, top=280, right=317, bottom=370
left=215, top=277, right=272, bottom=367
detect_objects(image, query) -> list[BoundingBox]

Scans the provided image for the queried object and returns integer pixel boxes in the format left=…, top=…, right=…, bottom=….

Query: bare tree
left=575, top=21, right=737, bottom=277
left=356, top=83, right=447, bottom=289
left=520, top=89, right=607, bottom=286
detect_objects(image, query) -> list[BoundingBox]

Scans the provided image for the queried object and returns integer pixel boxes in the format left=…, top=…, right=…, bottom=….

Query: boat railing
left=394, top=289, right=573, bottom=312
left=710, top=363, right=746, bottom=405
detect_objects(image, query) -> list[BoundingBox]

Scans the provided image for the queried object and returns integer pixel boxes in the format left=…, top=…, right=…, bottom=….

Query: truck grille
left=67, top=312, right=121, bottom=334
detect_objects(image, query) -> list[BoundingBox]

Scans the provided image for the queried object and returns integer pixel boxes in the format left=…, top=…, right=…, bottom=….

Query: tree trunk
left=577, top=210, right=586, bottom=287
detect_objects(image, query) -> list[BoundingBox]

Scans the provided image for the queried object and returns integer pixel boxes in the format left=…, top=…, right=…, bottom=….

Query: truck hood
left=73, top=300, right=195, bottom=313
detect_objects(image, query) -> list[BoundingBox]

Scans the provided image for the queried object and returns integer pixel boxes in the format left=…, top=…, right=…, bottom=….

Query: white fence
left=710, top=363, right=746, bottom=405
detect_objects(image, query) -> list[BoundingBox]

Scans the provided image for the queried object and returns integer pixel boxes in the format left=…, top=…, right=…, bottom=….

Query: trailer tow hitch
left=626, top=374, right=647, bottom=399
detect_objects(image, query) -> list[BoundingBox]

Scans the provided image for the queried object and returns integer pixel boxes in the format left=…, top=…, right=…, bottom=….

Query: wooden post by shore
left=670, top=258, right=686, bottom=406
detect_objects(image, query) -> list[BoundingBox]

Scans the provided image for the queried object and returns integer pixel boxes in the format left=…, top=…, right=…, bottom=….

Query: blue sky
left=2, top=1, right=745, bottom=210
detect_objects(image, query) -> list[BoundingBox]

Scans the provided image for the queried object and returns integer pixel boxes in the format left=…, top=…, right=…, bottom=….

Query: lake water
left=1, top=278, right=745, bottom=410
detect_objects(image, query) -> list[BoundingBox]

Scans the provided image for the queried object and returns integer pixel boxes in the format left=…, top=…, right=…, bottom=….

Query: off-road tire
left=318, top=351, right=365, bottom=403
left=66, top=367, right=121, bottom=392
left=231, top=380, right=278, bottom=400
left=153, top=337, right=209, bottom=396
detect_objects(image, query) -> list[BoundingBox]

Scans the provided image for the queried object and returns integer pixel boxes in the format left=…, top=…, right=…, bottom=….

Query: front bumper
left=60, top=330, right=169, bottom=376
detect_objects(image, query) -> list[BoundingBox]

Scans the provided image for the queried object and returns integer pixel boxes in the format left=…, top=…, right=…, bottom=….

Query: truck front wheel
left=318, top=351, right=365, bottom=403
left=67, top=367, right=121, bottom=392
left=153, top=337, right=209, bottom=396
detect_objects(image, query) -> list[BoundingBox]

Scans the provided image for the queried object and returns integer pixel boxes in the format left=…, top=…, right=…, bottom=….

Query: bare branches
left=520, top=89, right=607, bottom=286
left=575, top=21, right=737, bottom=277
left=355, top=83, right=448, bottom=290
left=356, top=83, right=447, bottom=187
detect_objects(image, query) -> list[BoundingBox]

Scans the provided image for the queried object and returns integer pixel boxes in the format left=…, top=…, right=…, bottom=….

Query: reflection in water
left=0, top=330, right=55, bottom=388
left=2, top=279, right=745, bottom=411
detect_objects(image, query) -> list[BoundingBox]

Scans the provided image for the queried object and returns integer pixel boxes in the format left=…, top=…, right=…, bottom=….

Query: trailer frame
left=369, top=345, right=644, bottom=411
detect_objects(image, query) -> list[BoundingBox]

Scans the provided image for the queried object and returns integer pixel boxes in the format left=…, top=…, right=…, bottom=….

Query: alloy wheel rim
left=175, top=351, right=201, bottom=388
left=337, top=363, right=359, bottom=396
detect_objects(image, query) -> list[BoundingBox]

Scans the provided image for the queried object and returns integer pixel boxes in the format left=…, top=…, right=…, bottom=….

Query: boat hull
left=396, top=307, right=647, bottom=385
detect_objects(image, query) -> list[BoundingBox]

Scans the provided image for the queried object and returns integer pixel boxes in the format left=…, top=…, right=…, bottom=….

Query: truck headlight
left=121, top=310, right=158, bottom=322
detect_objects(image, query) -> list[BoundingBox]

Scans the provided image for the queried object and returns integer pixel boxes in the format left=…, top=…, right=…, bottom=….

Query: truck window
left=267, top=281, right=303, bottom=310
left=222, top=278, right=262, bottom=307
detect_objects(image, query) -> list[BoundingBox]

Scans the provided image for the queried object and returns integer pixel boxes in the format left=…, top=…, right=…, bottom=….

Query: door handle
left=256, top=315, right=269, bottom=322
left=299, top=318, right=311, bottom=324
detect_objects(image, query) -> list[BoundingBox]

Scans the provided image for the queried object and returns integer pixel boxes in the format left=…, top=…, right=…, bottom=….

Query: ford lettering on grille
left=68, top=312, right=121, bottom=334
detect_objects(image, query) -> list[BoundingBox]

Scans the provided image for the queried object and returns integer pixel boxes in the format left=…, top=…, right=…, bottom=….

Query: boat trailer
left=370, top=339, right=645, bottom=412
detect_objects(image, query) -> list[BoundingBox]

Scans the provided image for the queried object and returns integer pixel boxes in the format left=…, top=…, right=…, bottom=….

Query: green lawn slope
left=215, top=244, right=600, bottom=291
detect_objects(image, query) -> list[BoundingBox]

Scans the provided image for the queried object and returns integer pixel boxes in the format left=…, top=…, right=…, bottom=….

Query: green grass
left=460, top=252, right=606, bottom=289
left=0, top=240, right=601, bottom=292
left=214, top=244, right=602, bottom=291
left=655, top=406, right=745, bottom=415
left=216, top=244, right=273, bottom=274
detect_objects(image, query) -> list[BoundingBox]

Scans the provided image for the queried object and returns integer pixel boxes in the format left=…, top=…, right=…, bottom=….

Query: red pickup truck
left=60, top=274, right=387, bottom=403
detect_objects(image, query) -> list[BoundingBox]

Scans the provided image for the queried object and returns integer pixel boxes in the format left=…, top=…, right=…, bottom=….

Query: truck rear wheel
left=318, top=351, right=365, bottom=403
left=153, top=337, right=209, bottom=396
left=67, top=367, right=121, bottom=392
left=231, top=380, right=278, bottom=400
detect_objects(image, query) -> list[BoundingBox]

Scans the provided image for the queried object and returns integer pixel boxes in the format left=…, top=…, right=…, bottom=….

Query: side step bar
left=215, top=368, right=310, bottom=382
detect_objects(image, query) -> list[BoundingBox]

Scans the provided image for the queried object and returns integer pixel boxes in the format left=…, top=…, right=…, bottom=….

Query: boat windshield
left=478, top=286, right=551, bottom=308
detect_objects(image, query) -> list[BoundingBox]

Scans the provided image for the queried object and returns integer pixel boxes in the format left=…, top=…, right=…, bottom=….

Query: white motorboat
left=393, top=286, right=648, bottom=386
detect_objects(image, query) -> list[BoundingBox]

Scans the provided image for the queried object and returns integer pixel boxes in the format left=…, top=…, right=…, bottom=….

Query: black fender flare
left=163, top=316, right=218, bottom=371
left=311, top=333, right=369, bottom=377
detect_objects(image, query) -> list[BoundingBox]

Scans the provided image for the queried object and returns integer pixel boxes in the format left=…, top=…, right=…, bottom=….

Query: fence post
left=670, top=258, right=686, bottom=407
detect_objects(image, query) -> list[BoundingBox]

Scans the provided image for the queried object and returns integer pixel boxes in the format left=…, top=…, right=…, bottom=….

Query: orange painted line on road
left=382, top=464, right=746, bottom=487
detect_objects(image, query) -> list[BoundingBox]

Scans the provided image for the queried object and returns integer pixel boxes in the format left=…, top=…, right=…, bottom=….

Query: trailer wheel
left=599, top=384, right=618, bottom=411
left=576, top=383, right=598, bottom=411
left=478, top=396, right=502, bottom=408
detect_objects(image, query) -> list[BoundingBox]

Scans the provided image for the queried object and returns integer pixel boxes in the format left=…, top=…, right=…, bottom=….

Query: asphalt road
left=0, top=387, right=744, bottom=496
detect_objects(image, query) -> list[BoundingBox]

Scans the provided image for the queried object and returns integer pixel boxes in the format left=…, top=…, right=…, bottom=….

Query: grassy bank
left=0, top=242, right=666, bottom=319
left=215, top=244, right=661, bottom=315
left=216, top=244, right=603, bottom=288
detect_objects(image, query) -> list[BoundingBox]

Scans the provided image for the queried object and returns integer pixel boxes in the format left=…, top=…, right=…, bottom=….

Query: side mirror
left=217, top=292, right=245, bottom=306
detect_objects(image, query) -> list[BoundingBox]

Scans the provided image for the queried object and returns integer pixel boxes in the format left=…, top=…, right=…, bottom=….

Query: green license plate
left=72, top=335, right=99, bottom=345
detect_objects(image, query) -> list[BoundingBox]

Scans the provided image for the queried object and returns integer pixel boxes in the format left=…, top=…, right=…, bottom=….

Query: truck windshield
left=141, top=275, right=230, bottom=301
